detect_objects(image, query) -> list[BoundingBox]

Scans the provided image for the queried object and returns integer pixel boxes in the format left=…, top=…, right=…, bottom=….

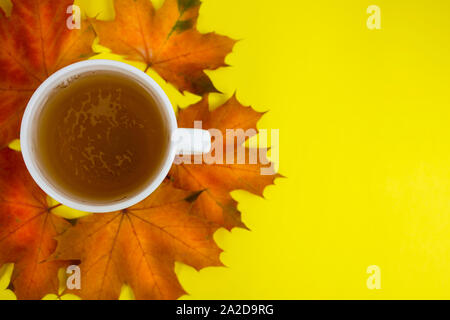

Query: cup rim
left=20, top=59, right=178, bottom=213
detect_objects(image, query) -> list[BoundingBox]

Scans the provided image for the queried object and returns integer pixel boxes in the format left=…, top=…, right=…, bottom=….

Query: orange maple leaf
left=170, top=95, right=281, bottom=230
left=0, top=0, right=95, bottom=149
left=91, top=0, right=236, bottom=95
left=0, top=148, right=71, bottom=300
left=53, top=181, right=222, bottom=300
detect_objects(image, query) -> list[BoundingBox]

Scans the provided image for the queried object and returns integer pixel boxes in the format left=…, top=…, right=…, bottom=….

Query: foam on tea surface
left=37, top=73, right=168, bottom=202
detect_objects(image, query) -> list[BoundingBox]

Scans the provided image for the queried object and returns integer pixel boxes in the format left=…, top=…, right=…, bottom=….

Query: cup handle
left=172, top=128, right=211, bottom=155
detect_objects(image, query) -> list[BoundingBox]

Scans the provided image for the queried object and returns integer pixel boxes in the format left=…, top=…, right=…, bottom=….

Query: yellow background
left=3, top=0, right=450, bottom=299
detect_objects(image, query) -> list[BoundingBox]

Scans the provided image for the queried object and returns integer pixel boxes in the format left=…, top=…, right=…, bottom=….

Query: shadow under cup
left=24, top=68, right=174, bottom=211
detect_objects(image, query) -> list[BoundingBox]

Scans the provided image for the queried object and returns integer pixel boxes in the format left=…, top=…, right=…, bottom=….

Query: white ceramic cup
left=20, top=60, right=211, bottom=213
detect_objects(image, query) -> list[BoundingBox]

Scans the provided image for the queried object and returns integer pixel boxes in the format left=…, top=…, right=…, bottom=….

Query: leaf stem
left=48, top=203, right=62, bottom=212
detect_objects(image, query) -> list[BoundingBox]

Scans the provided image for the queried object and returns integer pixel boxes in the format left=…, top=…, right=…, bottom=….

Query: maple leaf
left=170, top=95, right=281, bottom=230
left=91, top=0, right=236, bottom=95
left=0, top=0, right=95, bottom=149
left=53, top=181, right=222, bottom=300
left=0, top=148, right=72, bottom=300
